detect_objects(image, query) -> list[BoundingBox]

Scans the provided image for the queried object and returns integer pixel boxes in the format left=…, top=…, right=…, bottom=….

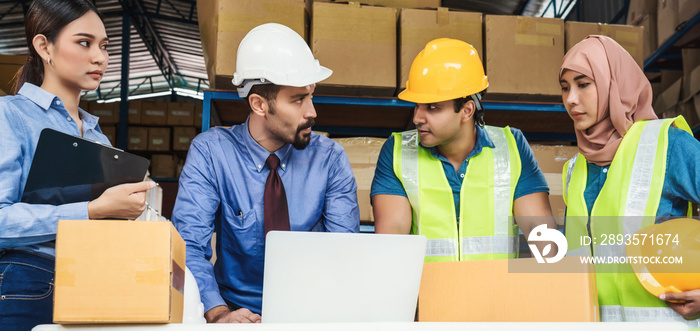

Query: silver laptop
left=261, top=231, right=427, bottom=323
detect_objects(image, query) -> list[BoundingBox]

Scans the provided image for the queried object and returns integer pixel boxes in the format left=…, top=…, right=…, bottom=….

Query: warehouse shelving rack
left=201, top=90, right=574, bottom=141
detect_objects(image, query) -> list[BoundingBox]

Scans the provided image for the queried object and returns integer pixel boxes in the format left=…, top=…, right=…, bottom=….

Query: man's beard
left=292, top=118, right=315, bottom=150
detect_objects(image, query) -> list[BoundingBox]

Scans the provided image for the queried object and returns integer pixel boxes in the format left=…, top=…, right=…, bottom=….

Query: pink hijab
left=560, top=35, right=657, bottom=166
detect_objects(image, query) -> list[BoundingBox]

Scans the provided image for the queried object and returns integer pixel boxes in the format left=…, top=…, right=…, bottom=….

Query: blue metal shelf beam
left=644, top=11, right=700, bottom=70
left=202, top=90, right=568, bottom=132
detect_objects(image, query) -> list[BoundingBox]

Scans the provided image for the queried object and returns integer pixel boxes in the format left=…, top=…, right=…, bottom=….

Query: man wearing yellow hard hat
left=371, top=38, right=557, bottom=261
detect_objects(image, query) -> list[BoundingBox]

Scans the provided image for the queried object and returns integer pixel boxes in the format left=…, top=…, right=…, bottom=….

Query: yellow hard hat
left=626, top=218, right=700, bottom=298
left=398, top=38, right=488, bottom=104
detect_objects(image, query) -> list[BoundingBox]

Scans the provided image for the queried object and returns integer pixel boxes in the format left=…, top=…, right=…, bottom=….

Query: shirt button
left=460, top=174, right=464, bottom=178
left=56, top=100, right=61, bottom=105
left=66, top=117, right=72, bottom=121
left=603, top=168, right=608, bottom=173
left=281, top=164, right=286, bottom=168
left=257, top=165, right=262, bottom=169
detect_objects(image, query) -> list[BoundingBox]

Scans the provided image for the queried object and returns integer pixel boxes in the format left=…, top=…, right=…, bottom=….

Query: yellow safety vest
left=393, top=126, right=522, bottom=262
left=563, top=116, right=698, bottom=328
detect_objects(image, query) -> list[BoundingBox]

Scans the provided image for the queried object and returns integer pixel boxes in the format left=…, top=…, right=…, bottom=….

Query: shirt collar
left=236, top=116, right=293, bottom=173
left=17, top=82, right=99, bottom=127
left=18, top=83, right=55, bottom=111
left=420, top=125, right=495, bottom=162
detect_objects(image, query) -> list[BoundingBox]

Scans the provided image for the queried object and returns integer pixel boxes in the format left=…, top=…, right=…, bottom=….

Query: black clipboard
left=21, top=128, right=150, bottom=204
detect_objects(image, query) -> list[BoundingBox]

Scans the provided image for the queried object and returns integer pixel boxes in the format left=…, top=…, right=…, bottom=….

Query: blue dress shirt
left=171, top=118, right=360, bottom=314
left=371, top=126, right=549, bottom=216
left=582, top=127, right=700, bottom=218
left=0, top=83, right=110, bottom=258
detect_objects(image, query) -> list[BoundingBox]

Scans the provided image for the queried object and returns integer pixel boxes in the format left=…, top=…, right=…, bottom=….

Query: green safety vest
left=563, top=116, right=698, bottom=328
left=392, top=126, right=521, bottom=262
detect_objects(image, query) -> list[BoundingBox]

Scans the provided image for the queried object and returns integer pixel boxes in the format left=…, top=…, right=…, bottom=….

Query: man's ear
left=461, top=99, right=476, bottom=123
left=248, top=93, right=268, bottom=117
left=33, top=34, right=51, bottom=63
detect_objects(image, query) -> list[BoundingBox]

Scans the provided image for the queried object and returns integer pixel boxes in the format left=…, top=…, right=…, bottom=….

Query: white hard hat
left=232, top=23, right=332, bottom=97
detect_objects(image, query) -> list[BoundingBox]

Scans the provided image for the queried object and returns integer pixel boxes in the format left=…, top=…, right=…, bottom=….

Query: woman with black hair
left=0, top=1, right=153, bottom=329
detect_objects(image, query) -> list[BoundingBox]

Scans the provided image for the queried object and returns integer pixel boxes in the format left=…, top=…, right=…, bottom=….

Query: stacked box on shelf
left=313, top=0, right=439, bottom=8
left=663, top=65, right=700, bottom=127
left=89, top=102, right=117, bottom=124
left=167, top=102, right=195, bottom=126
left=679, top=0, right=700, bottom=24
left=151, top=154, right=178, bottom=178
left=681, top=49, right=700, bottom=100
left=399, top=8, right=482, bottom=92
left=565, top=22, right=644, bottom=68
left=121, top=100, right=142, bottom=124
left=148, top=127, right=171, bottom=151
left=128, top=127, right=149, bottom=150
left=101, top=125, right=116, bottom=146
left=172, top=127, right=197, bottom=151
left=627, top=0, right=657, bottom=59
left=142, top=101, right=168, bottom=125
left=197, top=0, right=307, bottom=90
left=312, top=2, right=397, bottom=96
left=484, top=15, right=565, bottom=100
left=194, top=104, right=203, bottom=128
left=0, top=54, right=26, bottom=94
left=333, top=137, right=387, bottom=222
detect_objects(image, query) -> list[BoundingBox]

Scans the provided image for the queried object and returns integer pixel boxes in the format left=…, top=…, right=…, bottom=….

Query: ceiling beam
left=118, top=0, right=183, bottom=88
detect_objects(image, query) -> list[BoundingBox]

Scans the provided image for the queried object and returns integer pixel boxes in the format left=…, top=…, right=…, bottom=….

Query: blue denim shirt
left=371, top=126, right=549, bottom=216
left=583, top=127, right=700, bottom=217
left=0, top=83, right=110, bottom=258
left=171, top=118, right=360, bottom=314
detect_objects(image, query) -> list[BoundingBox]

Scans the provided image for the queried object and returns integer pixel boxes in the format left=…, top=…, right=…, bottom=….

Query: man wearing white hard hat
left=172, top=23, right=360, bottom=323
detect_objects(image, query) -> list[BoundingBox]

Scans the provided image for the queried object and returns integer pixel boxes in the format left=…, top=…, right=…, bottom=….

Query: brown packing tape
left=55, top=258, right=76, bottom=287
left=436, top=7, right=449, bottom=27
left=536, top=22, right=562, bottom=36
left=515, top=34, right=555, bottom=47
left=599, top=23, right=611, bottom=36
left=401, top=21, right=482, bottom=46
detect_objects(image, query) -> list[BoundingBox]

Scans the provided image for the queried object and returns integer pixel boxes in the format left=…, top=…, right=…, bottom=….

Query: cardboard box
left=667, top=64, right=700, bottom=127
left=399, top=8, right=482, bottom=91
left=654, top=77, right=682, bottom=114
left=314, top=0, right=439, bottom=8
left=151, top=154, right=177, bottom=178
left=658, top=0, right=679, bottom=47
left=54, top=220, right=185, bottom=323
left=312, top=2, right=397, bottom=96
left=565, top=22, right=644, bottom=68
left=141, top=101, right=168, bottom=125
left=626, top=0, right=657, bottom=59
left=418, top=258, right=598, bottom=322
left=333, top=137, right=387, bottom=221
left=89, top=102, right=117, bottom=124
left=123, top=100, right=142, bottom=124
left=0, top=54, right=26, bottom=94
left=197, top=0, right=307, bottom=90
left=128, top=127, right=149, bottom=151
left=679, top=0, right=700, bottom=25
left=167, top=102, right=195, bottom=126
left=101, top=125, right=116, bottom=146
left=530, top=145, right=580, bottom=223
left=682, top=49, right=700, bottom=99
left=194, top=104, right=203, bottom=127
left=148, top=127, right=171, bottom=151
left=485, top=15, right=565, bottom=97
left=172, top=126, right=197, bottom=151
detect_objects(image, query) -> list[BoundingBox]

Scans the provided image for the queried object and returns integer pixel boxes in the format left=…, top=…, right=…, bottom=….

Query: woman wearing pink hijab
left=560, top=35, right=700, bottom=326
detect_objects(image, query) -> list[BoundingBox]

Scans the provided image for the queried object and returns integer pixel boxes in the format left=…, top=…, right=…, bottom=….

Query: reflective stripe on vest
left=563, top=116, right=696, bottom=326
left=393, top=126, right=521, bottom=262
